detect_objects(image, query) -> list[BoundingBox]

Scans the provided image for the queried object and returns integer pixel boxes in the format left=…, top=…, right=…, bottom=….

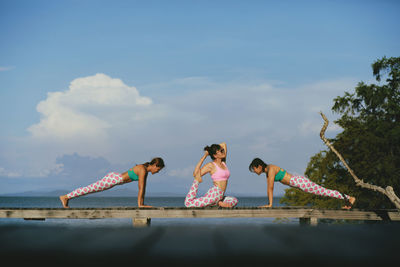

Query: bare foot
left=59, top=195, right=70, bottom=208
left=218, top=201, right=232, bottom=208
left=342, top=196, right=356, bottom=210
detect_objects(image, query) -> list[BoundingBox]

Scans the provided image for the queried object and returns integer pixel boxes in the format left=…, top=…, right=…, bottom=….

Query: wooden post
left=299, top=217, right=318, bottom=226
left=310, top=217, right=318, bottom=226
left=133, top=217, right=151, bottom=227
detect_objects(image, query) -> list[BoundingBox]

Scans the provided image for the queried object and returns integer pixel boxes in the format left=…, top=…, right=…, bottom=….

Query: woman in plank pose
left=248, top=158, right=356, bottom=209
left=59, top=157, right=165, bottom=208
left=185, top=142, right=238, bottom=208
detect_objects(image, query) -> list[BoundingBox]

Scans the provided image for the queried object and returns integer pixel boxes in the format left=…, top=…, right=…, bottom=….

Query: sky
left=0, top=0, right=399, bottom=199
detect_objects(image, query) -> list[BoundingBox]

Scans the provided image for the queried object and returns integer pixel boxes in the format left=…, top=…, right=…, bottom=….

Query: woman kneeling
left=185, top=142, right=238, bottom=208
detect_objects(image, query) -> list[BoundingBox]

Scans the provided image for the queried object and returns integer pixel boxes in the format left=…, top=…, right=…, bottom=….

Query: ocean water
left=0, top=196, right=298, bottom=227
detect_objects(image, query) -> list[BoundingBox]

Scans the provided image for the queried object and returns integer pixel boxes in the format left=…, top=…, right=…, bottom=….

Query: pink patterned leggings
left=67, top=172, right=124, bottom=199
left=184, top=180, right=238, bottom=207
left=289, top=175, right=349, bottom=200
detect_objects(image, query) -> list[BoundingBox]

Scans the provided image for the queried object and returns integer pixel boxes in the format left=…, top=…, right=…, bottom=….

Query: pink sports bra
left=211, top=162, right=230, bottom=182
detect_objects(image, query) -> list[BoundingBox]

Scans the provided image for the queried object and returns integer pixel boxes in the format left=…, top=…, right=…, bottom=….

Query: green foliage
left=281, top=56, right=400, bottom=209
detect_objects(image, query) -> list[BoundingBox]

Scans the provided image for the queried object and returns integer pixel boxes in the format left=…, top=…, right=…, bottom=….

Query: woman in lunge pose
left=185, top=142, right=238, bottom=208
left=59, top=157, right=165, bottom=208
left=248, top=158, right=356, bottom=209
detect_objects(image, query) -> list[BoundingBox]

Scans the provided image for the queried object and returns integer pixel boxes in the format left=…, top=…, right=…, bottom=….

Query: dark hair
left=249, top=158, right=268, bottom=172
left=143, top=157, right=165, bottom=169
left=204, top=144, right=222, bottom=160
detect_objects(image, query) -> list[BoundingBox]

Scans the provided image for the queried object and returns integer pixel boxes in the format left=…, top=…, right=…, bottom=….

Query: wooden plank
left=132, top=217, right=151, bottom=227
left=0, top=207, right=399, bottom=221
left=0, top=207, right=313, bottom=219
left=299, top=217, right=318, bottom=226
left=306, top=209, right=400, bottom=221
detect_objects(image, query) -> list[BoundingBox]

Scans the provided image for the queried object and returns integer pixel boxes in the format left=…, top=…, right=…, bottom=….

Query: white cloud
left=167, top=165, right=195, bottom=178
left=28, top=73, right=153, bottom=140
left=0, top=66, right=15, bottom=71
left=0, top=167, right=21, bottom=178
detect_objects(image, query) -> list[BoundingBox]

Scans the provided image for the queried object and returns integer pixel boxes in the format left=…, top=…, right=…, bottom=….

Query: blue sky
left=0, top=0, right=399, bottom=199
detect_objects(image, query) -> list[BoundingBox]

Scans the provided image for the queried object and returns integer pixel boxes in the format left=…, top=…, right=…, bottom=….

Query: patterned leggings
left=67, top=172, right=124, bottom=199
left=289, top=175, right=349, bottom=200
left=184, top=180, right=238, bottom=207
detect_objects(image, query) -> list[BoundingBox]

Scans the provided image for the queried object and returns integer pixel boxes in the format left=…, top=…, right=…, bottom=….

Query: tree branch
left=319, top=112, right=400, bottom=209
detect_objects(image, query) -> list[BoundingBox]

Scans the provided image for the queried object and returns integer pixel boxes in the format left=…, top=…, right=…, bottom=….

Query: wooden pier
left=1, top=207, right=400, bottom=266
left=1, top=206, right=399, bottom=226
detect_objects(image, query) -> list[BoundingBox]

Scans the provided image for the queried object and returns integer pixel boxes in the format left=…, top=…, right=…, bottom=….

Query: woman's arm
left=193, top=151, right=213, bottom=183
left=193, top=151, right=209, bottom=176
left=137, top=166, right=152, bottom=208
left=260, top=167, right=275, bottom=208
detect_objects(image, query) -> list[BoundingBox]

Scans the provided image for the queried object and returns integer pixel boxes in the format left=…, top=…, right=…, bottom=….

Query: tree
left=281, top=56, right=400, bottom=209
